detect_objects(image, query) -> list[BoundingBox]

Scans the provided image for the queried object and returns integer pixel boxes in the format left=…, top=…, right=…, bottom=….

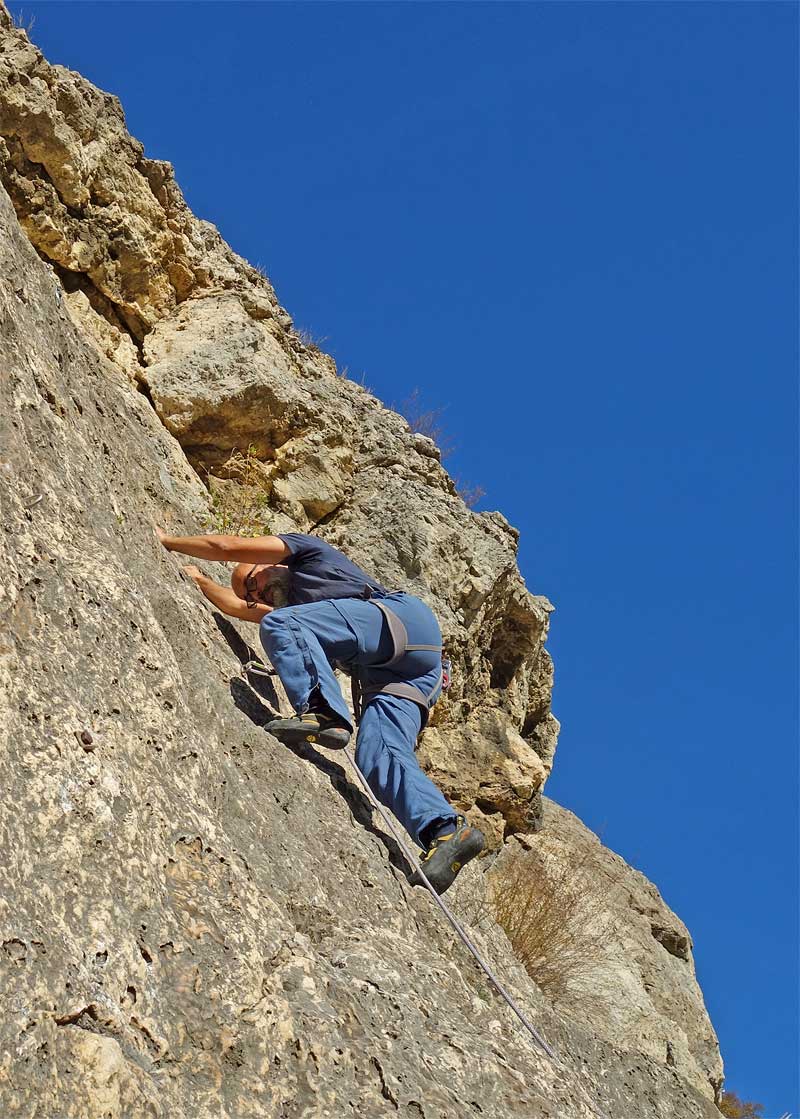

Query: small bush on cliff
left=398, top=387, right=455, bottom=458
left=295, top=326, right=329, bottom=352
left=398, top=389, right=485, bottom=508
left=12, top=7, right=36, bottom=34
left=481, top=848, right=616, bottom=1004
left=203, top=446, right=271, bottom=537
left=717, top=1091, right=766, bottom=1118
left=451, top=476, right=486, bottom=509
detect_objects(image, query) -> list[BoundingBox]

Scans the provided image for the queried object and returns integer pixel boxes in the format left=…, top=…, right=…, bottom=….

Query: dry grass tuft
left=295, top=326, right=329, bottom=352
left=451, top=475, right=486, bottom=509
left=12, top=7, right=36, bottom=34
left=397, top=388, right=455, bottom=458
left=480, top=846, right=618, bottom=1004
left=397, top=389, right=486, bottom=507
left=717, top=1091, right=766, bottom=1118
left=203, top=445, right=272, bottom=537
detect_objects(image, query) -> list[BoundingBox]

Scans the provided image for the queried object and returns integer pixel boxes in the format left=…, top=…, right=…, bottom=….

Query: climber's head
left=231, top=563, right=291, bottom=609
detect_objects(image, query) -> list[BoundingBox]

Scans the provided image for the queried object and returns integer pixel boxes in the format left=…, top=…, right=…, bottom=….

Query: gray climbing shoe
left=265, top=711, right=351, bottom=749
left=409, top=815, right=485, bottom=895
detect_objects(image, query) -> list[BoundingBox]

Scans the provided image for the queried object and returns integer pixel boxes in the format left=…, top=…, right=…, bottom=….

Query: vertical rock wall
left=0, top=8, right=723, bottom=1117
left=0, top=8, right=558, bottom=846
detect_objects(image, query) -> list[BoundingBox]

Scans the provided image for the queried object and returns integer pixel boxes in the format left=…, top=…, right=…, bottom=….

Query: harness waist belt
left=351, top=599, right=443, bottom=730
left=370, top=599, right=443, bottom=669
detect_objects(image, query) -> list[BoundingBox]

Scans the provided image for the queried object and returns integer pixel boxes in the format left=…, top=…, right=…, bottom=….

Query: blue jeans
left=260, top=593, right=456, bottom=846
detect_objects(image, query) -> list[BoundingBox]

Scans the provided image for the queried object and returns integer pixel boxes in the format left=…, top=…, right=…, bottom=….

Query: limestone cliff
left=0, top=9, right=723, bottom=1118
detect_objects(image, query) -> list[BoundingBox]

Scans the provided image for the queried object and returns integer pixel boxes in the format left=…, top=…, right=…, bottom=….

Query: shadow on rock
left=213, top=612, right=281, bottom=706
left=229, top=675, right=413, bottom=879
left=229, top=676, right=280, bottom=726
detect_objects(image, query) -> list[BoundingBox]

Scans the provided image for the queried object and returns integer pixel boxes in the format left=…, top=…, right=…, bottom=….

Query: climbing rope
left=342, top=744, right=614, bottom=1119
left=340, top=743, right=557, bottom=1060
left=240, top=658, right=609, bottom=1118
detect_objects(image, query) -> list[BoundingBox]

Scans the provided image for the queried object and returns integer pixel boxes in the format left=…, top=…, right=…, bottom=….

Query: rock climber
left=155, top=527, right=485, bottom=894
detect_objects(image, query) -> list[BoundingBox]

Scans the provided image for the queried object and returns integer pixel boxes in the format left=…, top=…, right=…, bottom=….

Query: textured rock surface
left=0, top=10, right=557, bottom=841
left=513, top=802, right=724, bottom=1100
left=0, top=9, right=722, bottom=1117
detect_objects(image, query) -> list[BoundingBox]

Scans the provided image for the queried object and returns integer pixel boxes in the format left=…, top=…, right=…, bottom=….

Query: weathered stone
left=0, top=16, right=282, bottom=338
left=0, top=10, right=559, bottom=838
left=63, top=286, right=142, bottom=385
left=0, top=8, right=723, bottom=1117
left=142, top=294, right=311, bottom=465
left=508, top=801, right=724, bottom=1102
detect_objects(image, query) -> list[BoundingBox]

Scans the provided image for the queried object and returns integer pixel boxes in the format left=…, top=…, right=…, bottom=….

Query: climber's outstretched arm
left=156, top=528, right=290, bottom=565
left=183, top=565, right=272, bottom=623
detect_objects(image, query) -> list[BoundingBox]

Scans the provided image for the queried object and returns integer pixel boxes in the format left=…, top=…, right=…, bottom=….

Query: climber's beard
left=264, top=566, right=291, bottom=609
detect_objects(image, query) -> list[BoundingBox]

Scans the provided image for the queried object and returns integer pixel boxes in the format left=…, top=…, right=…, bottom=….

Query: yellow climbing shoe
left=265, top=711, right=351, bottom=750
left=408, top=815, right=485, bottom=895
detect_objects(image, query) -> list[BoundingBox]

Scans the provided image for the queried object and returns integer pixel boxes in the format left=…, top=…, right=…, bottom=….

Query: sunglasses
left=244, top=565, right=271, bottom=608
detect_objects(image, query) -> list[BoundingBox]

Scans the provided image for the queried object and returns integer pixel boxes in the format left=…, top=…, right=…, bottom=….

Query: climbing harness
left=350, top=599, right=445, bottom=729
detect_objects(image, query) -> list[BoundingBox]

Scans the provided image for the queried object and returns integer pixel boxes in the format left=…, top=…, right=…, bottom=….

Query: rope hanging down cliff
left=242, top=655, right=611, bottom=1119
left=158, top=524, right=608, bottom=1116
left=340, top=740, right=613, bottom=1119
left=238, top=655, right=556, bottom=1056
left=341, top=739, right=557, bottom=1059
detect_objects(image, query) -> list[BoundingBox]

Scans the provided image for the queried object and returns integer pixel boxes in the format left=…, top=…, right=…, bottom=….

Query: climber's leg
left=354, top=694, right=457, bottom=848
left=259, top=602, right=355, bottom=730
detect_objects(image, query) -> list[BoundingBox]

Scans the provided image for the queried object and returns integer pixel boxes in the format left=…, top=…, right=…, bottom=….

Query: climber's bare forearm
left=157, top=529, right=290, bottom=565
left=194, top=574, right=272, bottom=623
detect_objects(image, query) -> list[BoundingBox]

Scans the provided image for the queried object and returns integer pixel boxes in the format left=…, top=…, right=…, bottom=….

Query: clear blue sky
left=21, top=2, right=798, bottom=1113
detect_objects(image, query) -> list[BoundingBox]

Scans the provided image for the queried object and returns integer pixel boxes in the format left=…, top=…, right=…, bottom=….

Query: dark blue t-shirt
left=278, top=533, right=389, bottom=606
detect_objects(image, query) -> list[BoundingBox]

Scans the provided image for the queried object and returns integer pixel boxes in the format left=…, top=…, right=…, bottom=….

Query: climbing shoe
left=265, top=711, right=351, bottom=750
left=408, top=815, right=485, bottom=895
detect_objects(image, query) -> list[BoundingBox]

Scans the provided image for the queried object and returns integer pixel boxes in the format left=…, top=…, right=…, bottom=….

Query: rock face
left=0, top=9, right=558, bottom=846
left=512, top=802, right=724, bottom=1100
left=0, top=9, right=723, bottom=1117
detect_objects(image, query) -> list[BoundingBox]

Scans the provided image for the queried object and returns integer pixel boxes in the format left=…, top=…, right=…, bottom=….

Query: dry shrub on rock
left=452, top=476, right=486, bottom=509
left=398, top=387, right=455, bottom=458
left=295, top=325, right=328, bottom=352
left=717, top=1091, right=766, bottom=1118
left=484, top=847, right=618, bottom=1004
left=203, top=445, right=272, bottom=537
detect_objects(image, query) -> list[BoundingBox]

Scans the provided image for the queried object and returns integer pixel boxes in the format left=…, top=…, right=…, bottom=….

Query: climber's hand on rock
left=155, top=526, right=171, bottom=549
left=180, top=565, right=270, bottom=623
